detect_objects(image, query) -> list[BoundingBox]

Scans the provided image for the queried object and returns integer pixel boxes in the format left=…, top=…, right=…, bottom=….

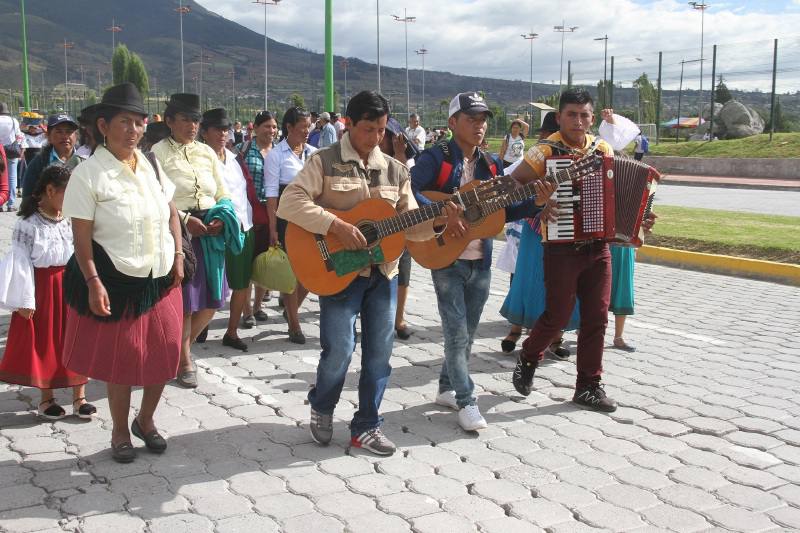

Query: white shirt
left=458, top=156, right=483, bottom=260
left=264, top=139, right=317, bottom=198
left=24, top=132, right=47, bottom=149
left=503, top=134, right=525, bottom=163
left=0, top=214, right=73, bottom=311
left=220, top=148, right=253, bottom=231
left=406, top=125, right=426, bottom=150
left=63, top=146, right=177, bottom=278
left=0, top=116, right=21, bottom=146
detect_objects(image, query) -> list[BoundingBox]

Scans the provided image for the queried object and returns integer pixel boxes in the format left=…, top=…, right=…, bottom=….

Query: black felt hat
left=165, top=93, right=201, bottom=120
left=96, top=83, right=147, bottom=116
left=201, top=108, right=231, bottom=130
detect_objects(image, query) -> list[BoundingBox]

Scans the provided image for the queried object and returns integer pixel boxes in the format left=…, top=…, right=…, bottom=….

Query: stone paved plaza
left=0, top=210, right=799, bottom=533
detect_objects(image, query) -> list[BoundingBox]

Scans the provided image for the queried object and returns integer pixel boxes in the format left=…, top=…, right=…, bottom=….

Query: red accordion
left=542, top=154, right=660, bottom=247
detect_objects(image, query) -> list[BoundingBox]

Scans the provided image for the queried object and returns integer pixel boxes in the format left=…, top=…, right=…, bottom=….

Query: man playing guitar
left=410, top=92, right=543, bottom=431
left=277, top=91, right=460, bottom=455
left=509, top=88, right=655, bottom=412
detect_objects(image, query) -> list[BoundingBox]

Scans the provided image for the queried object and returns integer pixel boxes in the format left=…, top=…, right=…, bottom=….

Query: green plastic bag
left=251, top=246, right=297, bottom=294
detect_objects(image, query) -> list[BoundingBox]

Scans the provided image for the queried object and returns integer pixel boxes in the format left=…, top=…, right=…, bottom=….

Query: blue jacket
left=201, top=198, right=244, bottom=300
left=410, top=139, right=537, bottom=270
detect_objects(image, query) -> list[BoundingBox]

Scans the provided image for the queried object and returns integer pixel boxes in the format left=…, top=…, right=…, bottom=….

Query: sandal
left=501, top=330, right=522, bottom=353
left=613, top=337, right=637, bottom=353
left=176, top=369, right=198, bottom=388
left=72, top=397, right=97, bottom=419
left=38, top=399, right=66, bottom=420
left=288, top=329, right=306, bottom=345
left=111, top=440, right=136, bottom=463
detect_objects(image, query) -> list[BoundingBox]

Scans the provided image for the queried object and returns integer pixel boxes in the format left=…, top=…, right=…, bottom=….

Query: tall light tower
left=228, top=70, right=236, bottom=120
left=175, top=1, right=191, bottom=92
left=62, top=39, right=74, bottom=114
left=340, top=59, right=349, bottom=113
left=593, top=35, right=609, bottom=108
left=520, top=32, right=538, bottom=121
left=20, top=0, right=32, bottom=110
left=392, top=9, right=416, bottom=117
left=106, top=18, right=123, bottom=65
left=376, top=0, right=381, bottom=92
left=414, top=45, right=428, bottom=123
left=253, top=0, right=281, bottom=110
left=193, top=48, right=211, bottom=109
left=554, top=22, right=578, bottom=97
left=689, top=2, right=709, bottom=122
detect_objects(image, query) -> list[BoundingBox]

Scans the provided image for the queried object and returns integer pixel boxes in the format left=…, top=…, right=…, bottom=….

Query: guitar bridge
left=314, top=235, right=335, bottom=272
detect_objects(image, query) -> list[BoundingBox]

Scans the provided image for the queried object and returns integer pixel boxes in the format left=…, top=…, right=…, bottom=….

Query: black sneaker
left=573, top=383, right=617, bottom=412
left=512, top=353, right=537, bottom=396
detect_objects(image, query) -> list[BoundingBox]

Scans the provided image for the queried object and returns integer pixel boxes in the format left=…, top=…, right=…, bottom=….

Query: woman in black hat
left=152, top=93, right=231, bottom=389
left=61, top=83, right=186, bottom=463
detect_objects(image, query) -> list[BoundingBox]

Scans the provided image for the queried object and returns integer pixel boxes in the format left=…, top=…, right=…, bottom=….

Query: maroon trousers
left=521, top=242, right=612, bottom=388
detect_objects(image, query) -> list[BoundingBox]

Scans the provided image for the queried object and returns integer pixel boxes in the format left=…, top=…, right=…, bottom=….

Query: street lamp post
left=253, top=0, right=281, bottom=110
left=192, top=49, right=211, bottom=109
left=106, top=18, right=123, bottom=82
left=175, top=1, right=191, bottom=92
left=689, top=2, right=709, bottom=124
left=520, top=32, right=538, bottom=121
left=228, top=70, right=236, bottom=120
left=392, top=9, right=416, bottom=118
left=593, top=35, right=608, bottom=108
left=554, top=22, right=578, bottom=97
left=21, top=0, right=32, bottom=111
left=376, top=0, right=381, bottom=92
left=62, top=39, right=74, bottom=115
left=414, top=46, right=428, bottom=123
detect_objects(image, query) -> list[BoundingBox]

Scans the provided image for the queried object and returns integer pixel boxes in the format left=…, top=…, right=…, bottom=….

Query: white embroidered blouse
left=0, top=213, right=73, bottom=311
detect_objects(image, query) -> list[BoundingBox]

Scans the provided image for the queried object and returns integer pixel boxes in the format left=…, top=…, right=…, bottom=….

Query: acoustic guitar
left=406, top=154, right=603, bottom=270
left=285, top=178, right=515, bottom=296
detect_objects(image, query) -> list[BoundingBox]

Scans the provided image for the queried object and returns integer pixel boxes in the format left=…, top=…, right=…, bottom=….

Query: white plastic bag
left=598, top=114, right=640, bottom=151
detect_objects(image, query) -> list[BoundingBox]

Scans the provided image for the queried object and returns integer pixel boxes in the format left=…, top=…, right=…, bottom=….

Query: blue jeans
left=5, top=158, right=18, bottom=207
left=431, top=260, right=491, bottom=408
left=309, top=269, right=397, bottom=436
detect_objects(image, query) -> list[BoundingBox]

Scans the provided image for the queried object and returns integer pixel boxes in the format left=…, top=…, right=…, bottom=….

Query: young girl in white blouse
left=0, top=165, right=95, bottom=420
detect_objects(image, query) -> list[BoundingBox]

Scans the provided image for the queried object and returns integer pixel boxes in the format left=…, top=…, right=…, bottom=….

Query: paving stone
left=556, top=465, right=615, bottom=490
left=613, top=466, right=672, bottom=490
left=0, top=505, right=62, bottom=533
left=478, top=516, right=544, bottom=533
left=721, top=464, right=787, bottom=490
left=768, top=463, right=800, bottom=484
left=576, top=503, right=645, bottom=531
left=215, top=514, right=280, bottom=533
left=772, top=480, right=800, bottom=506
left=442, top=493, right=505, bottom=521
left=509, top=498, right=574, bottom=527
left=625, top=451, right=681, bottom=473
left=282, top=512, right=344, bottom=533
left=715, top=484, right=784, bottom=512
left=253, top=492, right=315, bottom=521
left=0, top=464, right=32, bottom=488
left=592, top=437, right=644, bottom=456
left=770, top=444, right=800, bottom=465
left=190, top=492, right=253, bottom=520
left=635, top=434, right=688, bottom=455
left=344, top=511, right=412, bottom=533
left=346, top=473, right=406, bottom=497
left=669, top=465, right=731, bottom=491
left=407, top=445, right=462, bottom=466
left=377, top=491, right=440, bottom=518
left=705, top=504, right=778, bottom=532
left=641, top=504, right=711, bottom=532
left=408, top=475, right=468, bottom=501
left=656, top=484, right=722, bottom=511
left=126, top=493, right=191, bottom=520
left=724, top=431, right=784, bottom=451
left=637, top=418, right=691, bottom=437
left=80, top=512, right=146, bottom=533
left=547, top=521, right=613, bottom=533
left=411, top=512, right=474, bottom=533
left=317, top=455, right=375, bottom=478
left=436, top=461, right=495, bottom=484
left=596, top=483, right=660, bottom=511
left=286, top=471, right=347, bottom=497
left=520, top=449, right=576, bottom=471
left=729, top=417, right=786, bottom=434
left=62, top=489, right=126, bottom=517
left=766, top=505, right=800, bottom=530
left=535, top=482, right=599, bottom=509
left=227, top=470, right=285, bottom=498
left=574, top=451, right=631, bottom=472
left=471, top=478, right=532, bottom=505
left=495, top=464, right=558, bottom=489
left=719, top=445, right=782, bottom=469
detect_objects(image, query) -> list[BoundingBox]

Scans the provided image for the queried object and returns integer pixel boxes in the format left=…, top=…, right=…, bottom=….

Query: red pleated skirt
left=0, top=266, right=87, bottom=389
left=62, top=286, right=183, bottom=386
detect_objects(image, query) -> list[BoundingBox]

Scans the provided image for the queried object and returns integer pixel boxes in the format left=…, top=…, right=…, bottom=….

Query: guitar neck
left=492, top=164, right=575, bottom=211
left=374, top=189, right=475, bottom=238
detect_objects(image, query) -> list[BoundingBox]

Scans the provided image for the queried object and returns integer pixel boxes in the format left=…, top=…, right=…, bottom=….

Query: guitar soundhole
left=464, top=204, right=484, bottom=224
left=357, top=222, right=380, bottom=247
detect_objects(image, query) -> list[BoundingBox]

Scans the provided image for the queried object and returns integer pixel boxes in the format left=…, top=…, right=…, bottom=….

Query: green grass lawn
left=646, top=132, right=800, bottom=158
left=649, top=205, right=800, bottom=264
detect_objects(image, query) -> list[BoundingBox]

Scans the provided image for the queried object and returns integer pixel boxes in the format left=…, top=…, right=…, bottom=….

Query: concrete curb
left=638, top=245, right=800, bottom=286
left=662, top=177, right=800, bottom=192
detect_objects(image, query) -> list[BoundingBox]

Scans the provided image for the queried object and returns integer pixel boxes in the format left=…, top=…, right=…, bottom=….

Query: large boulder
left=717, top=100, right=764, bottom=139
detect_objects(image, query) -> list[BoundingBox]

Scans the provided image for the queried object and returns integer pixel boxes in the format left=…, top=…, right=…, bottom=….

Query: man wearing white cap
left=318, top=112, right=337, bottom=148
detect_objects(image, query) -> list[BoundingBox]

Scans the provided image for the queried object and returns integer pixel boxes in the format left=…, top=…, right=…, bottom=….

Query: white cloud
left=196, top=0, right=800, bottom=93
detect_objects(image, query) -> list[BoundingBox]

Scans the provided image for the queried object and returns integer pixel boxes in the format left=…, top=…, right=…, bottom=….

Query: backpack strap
left=144, top=151, right=161, bottom=183
left=480, top=150, right=498, bottom=177
left=434, top=140, right=453, bottom=190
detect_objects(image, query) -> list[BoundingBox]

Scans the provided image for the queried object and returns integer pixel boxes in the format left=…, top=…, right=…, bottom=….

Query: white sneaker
left=435, top=390, right=458, bottom=410
left=458, top=404, right=488, bottom=431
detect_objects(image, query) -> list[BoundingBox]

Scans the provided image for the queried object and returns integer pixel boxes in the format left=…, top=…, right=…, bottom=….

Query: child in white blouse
left=0, top=166, right=95, bottom=420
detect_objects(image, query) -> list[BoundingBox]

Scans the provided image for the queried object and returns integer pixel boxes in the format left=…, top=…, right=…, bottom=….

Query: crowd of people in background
left=0, top=83, right=653, bottom=461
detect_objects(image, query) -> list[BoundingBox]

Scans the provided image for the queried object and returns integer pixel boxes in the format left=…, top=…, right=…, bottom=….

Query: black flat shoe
left=253, top=310, right=269, bottom=322
left=395, top=327, right=412, bottom=340
left=131, top=418, right=167, bottom=453
left=222, top=333, right=248, bottom=352
left=111, top=441, right=136, bottom=463
left=196, top=326, right=208, bottom=343
left=501, top=330, right=522, bottom=353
